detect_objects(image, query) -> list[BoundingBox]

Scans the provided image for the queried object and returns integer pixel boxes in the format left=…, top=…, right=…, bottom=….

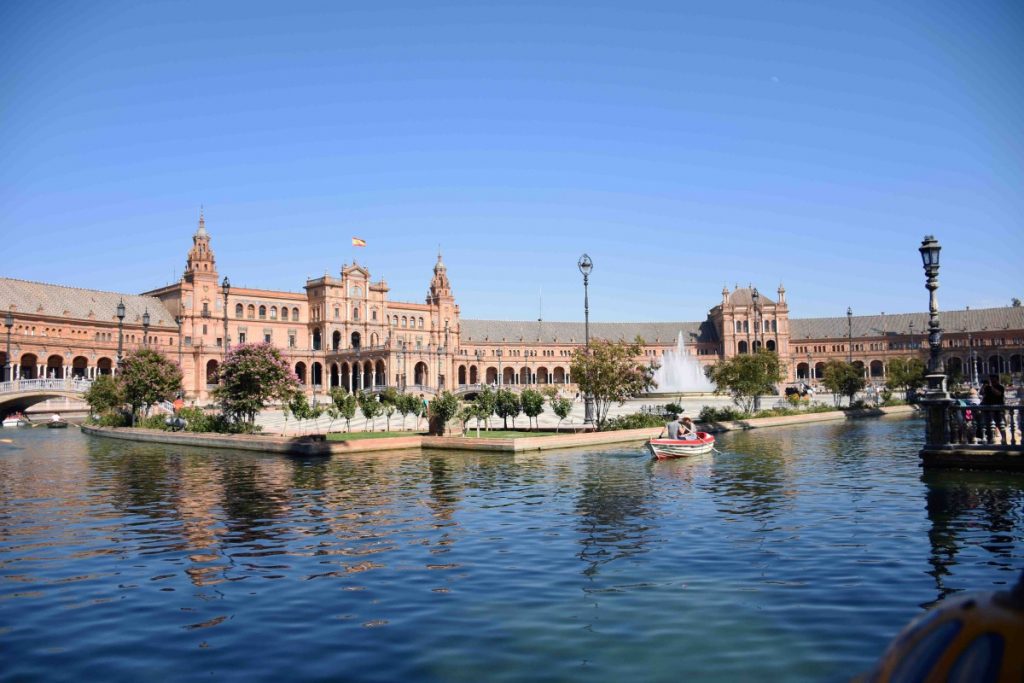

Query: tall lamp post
left=116, top=299, right=126, bottom=371
left=221, top=276, right=230, bottom=358
left=496, top=349, right=503, bottom=387
left=4, top=311, right=12, bottom=383
left=751, top=287, right=760, bottom=352
left=400, top=341, right=407, bottom=392
left=806, top=352, right=812, bottom=385
left=175, top=315, right=184, bottom=367
left=142, top=309, right=151, bottom=349
left=578, top=253, right=594, bottom=426
left=847, top=307, right=853, bottom=363
left=919, top=235, right=946, bottom=396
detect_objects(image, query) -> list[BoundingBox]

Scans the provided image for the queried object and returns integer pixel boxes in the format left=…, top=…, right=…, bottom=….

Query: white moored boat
left=647, top=432, right=715, bottom=459
left=2, top=413, right=29, bottom=428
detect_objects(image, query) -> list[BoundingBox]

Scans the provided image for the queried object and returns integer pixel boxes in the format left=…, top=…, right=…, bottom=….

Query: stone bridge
left=0, top=378, right=93, bottom=414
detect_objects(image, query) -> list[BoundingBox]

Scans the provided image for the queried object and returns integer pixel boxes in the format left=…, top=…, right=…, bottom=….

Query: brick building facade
left=2, top=217, right=1022, bottom=401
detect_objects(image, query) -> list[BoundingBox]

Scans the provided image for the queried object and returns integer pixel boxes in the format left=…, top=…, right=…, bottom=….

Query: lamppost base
left=583, top=395, right=595, bottom=427
left=924, top=372, right=948, bottom=400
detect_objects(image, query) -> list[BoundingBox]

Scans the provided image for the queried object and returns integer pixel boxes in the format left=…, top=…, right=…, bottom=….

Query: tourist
left=659, top=413, right=683, bottom=440
left=679, top=416, right=698, bottom=440
left=980, top=374, right=1006, bottom=438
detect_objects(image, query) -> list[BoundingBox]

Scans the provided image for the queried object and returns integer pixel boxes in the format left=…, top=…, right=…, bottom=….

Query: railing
left=946, top=404, right=1023, bottom=447
left=0, top=378, right=94, bottom=394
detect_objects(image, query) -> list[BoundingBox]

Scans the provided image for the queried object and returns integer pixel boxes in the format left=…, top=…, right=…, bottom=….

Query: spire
left=184, top=209, right=216, bottom=280
left=196, top=206, right=207, bottom=237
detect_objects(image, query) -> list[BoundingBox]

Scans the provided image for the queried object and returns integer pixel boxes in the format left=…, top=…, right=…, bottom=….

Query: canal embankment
left=80, top=404, right=918, bottom=455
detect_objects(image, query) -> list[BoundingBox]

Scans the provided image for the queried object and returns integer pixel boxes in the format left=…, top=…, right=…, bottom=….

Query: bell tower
left=184, top=210, right=217, bottom=282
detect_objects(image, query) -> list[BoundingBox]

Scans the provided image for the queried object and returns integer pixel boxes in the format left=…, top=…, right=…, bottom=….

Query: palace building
left=2, top=216, right=1022, bottom=401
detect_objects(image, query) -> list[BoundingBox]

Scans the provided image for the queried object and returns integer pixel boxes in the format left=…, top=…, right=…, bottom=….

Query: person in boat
left=659, top=413, right=683, bottom=440
left=679, top=417, right=698, bottom=441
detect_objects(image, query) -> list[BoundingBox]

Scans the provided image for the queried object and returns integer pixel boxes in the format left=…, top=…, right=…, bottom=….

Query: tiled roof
left=460, top=319, right=719, bottom=345
left=790, top=307, right=1024, bottom=340
left=728, top=287, right=776, bottom=306
left=1, top=278, right=177, bottom=328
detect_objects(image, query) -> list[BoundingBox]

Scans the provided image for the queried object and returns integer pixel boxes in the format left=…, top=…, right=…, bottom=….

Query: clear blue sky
left=2, top=0, right=1021, bottom=322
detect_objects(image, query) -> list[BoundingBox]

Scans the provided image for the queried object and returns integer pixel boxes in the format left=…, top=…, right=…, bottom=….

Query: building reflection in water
left=922, top=469, right=1024, bottom=604
left=574, top=454, right=654, bottom=578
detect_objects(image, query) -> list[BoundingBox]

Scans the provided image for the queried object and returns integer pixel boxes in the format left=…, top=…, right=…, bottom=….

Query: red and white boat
left=647, top=432, right=715, bottom=459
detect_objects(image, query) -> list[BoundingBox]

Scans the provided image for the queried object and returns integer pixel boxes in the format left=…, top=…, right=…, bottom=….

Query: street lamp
left=400, top=341, right=407, bottom=392
left=116, top=299, right=126, bottom=371
left=806, top=352, right=812, bottom=385
left=847, top=306, right=853, bottom=363
left=578, top=253, right=594, bottom=426
left=919, top=235, right=946, bottom=396
left=751, top=287, right=760, bottom=352
left=496, top=348, right=503, bottom=387
left=221, top=276, right=230, bottom=358
left=142, top=309, right=150, bottom=349
left=175, top=315, right=184, bottom=367
left=4, top=311, right=12, bottom=383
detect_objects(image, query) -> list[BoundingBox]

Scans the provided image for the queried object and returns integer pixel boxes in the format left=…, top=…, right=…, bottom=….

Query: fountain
left=650, top=332, right=716, bottom=395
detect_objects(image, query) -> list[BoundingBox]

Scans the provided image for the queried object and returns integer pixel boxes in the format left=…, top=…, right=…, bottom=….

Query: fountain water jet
left=650, top=332, right=716, bottom=395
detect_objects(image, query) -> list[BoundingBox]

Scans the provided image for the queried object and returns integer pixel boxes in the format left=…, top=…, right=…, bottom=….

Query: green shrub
left=664, top=402, right=683, bottom=416
left=176, top=407, right=212, bottom=432
left=604, top=412, right=666, bottom=430
left=95, top=411, right=129, bottom=428
left=848, top=399, right=868, bottom=410
left=698, top=406, right=751, bottom=422
left=138, top=414, right=170, bottom=430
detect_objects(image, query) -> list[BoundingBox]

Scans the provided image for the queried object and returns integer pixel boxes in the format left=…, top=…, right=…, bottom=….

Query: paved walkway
left=254, top=393, right=846, bottom=435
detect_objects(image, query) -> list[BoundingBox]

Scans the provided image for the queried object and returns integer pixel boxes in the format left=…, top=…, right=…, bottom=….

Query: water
left=1, top=418, right=1022, bottom=682
left=651, top=332, right=716, bottom=393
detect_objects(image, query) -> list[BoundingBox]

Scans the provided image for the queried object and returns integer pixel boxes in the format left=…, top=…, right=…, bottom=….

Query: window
left=371, top=309, right=377, bottom=321
left=202, top=302, right=210, bottom=316
left=202, top=324, right=208, bottom=335
left=292, top=307, right=299, bottom=321
left=334, top=307, right=340, bottom=320
left=392, top=315, right=398, bottom=326
left=402, top=316, right=407, bottom=328
left=353, top=307, right=359, bottom=320
left=235, top=303, right=244, bottom=318
left=418, top=317, right=424, bottom=329
left=216, top=337, right=222, bottom=347
left=247, top=305, right=255, bottom=319
left=184, top=336, right=192, bottom=346
left=259, top=306, right=267, bottom=319
left=270, top=306, right=277, bottom=320
left=238, top=332, right=246, bottom=344
left=736, top=321, right=742, bottom=333
left=288, top=334, right=296, bottom=349
left=264, top=333, right=272, bottom=343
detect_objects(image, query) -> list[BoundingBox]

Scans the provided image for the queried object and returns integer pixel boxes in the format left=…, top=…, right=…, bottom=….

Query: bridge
left=0, top=378, right=93, bottom=414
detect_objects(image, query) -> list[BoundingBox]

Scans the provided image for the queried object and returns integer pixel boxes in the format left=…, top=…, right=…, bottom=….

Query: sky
left=1, top=0, right=1021, bottom=323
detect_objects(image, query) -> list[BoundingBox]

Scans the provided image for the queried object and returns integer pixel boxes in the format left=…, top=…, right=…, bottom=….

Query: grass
left=458, top=429, right=560, bottom=439
left=326, top=431, right=422, bottom=441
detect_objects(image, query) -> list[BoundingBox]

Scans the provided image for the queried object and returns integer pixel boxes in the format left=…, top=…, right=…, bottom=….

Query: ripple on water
left=1, top=419, right=1022, bottom=682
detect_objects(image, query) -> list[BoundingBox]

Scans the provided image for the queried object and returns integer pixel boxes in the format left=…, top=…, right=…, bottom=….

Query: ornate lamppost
left=4, top=311, right=12, bottom=383
left=400, top=341, right=407, bottom=392
left=116, top=299, right=126, bottom=371
left=175, top=315, right=184, bottom=367
left=919, top=235, right=946, bottom=396
left=806, top=352, right=812, bottom=385
left=751, top=287, right=760, bottom=352
left=221, top=276, right=230, bottom=358
left=847, top=307, right=853, bottom=363
left=578, top=253, right=594, bottom=426
left=142, top=309, right=150, bottom=349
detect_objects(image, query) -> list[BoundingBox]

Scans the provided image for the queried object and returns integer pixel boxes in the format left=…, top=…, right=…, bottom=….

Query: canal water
left=1, top=416, right=1022, bottom=682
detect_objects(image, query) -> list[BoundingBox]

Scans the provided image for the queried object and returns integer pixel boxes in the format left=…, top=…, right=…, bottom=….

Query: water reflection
left=922, top=469, right=1024, bottom=603
left=707, top=431, right=796, bottom=522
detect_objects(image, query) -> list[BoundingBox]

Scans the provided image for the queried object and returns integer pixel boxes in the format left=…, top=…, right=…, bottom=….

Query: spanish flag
left=352, top=237, right=367, bottom=247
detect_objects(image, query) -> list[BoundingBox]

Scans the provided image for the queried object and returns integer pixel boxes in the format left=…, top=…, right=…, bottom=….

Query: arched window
left=766, top=339, right=776, bottom=351
left=353, top=306, right=359, bottom=320
left=738, top=340, right=748, bottom=354
left=292, top=308, right=299, bottom=321
left=392, top=315, right=398, bottom=326
left=402, top=316, right=407, bottom=328
left=247, top=304, right=255, bottom=319
left=235, top=303, right=243, bottom=318
left=736, top=321, right=742, bottom=333
left=418, top=317, right=424, bottom=329
left=258, top=305, right=266, bottom=319
left=371, top=309, right=377, bottom=321
left=270, top=306, right=277, bottom=320
left=334, top=307, right=340, bottom=320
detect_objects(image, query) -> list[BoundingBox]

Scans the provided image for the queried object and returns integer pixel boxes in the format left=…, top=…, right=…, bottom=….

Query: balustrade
left=945, top=404, right=1022, bottom=447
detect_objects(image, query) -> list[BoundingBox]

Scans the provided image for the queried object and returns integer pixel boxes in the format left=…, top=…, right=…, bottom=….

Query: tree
left=394, top=392, right=414, bottom=430
left=325, top=388, right=349, bottom=432
left=214, top=343, right=298, bottom=425
left=570, top=337, right=658, bottom=430
left=704, top=350, right=783, bottom=414
left=84, top=374, right=124, bottom=416
left=119, top=348, right=183, bottom=424
left=1012, top=297, right=1021, bottom=307
left=378, top=387, right=399, bottom=431
left=428, top=391, right=461, bottom=436
left=336, top=392, right=357, bottom=432
left=286, top=391, right=310, bottom=434
left=358, top=391, right=382, bottom=431
left=520, top=388, right=545, bottom=429
left=822, top=360, right=866, bottom=406
left=885, top=357, right=926, bottom=400
left=494, top=388, right=521, bottom=429
left=551, top=396, right=572, bottom=431
left=475, top=386, right=497, bottom=430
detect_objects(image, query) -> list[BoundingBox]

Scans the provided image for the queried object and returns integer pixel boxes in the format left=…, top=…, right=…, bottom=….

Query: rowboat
left=2, top=415, right=29, bottom=428
left=647, top=432, right=715, bottom=459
